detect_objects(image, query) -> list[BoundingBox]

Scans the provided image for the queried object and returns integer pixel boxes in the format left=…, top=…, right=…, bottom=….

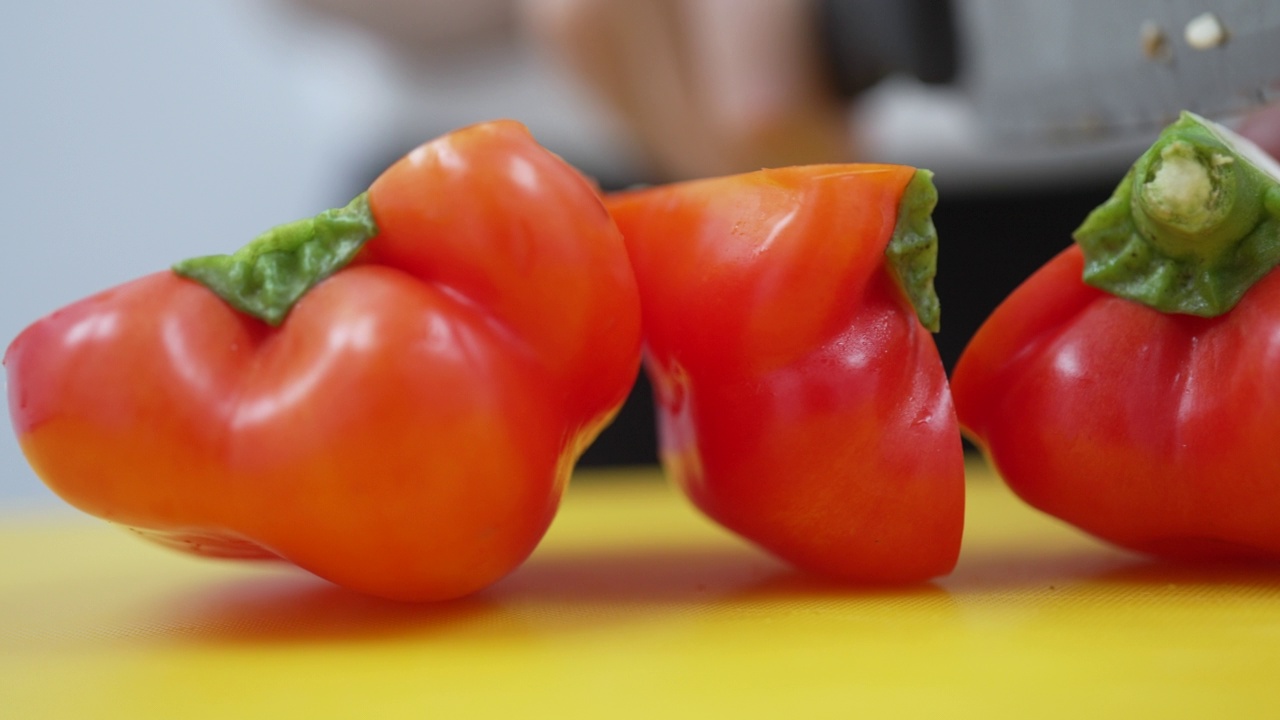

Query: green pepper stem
left=1074, top=111, right=1280, bottom=317
left=886, top=169, right=942, bottom=333
left=173, top=193, right=378, bottom=325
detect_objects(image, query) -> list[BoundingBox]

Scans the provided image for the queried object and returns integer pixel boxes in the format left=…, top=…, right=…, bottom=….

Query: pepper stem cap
left=173, top=193, right=378, bottom=325
left=886, top=169, right=942, bottom=332
left=1074, top=111, right=1280, bottom=317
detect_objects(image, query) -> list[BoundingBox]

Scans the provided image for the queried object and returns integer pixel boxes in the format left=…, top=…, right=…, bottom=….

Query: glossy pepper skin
left=607, top=165, right=964, bottom=583
left=5, top=121, right=642, bottom=601
left=952, top=113, right=1280, bottom=560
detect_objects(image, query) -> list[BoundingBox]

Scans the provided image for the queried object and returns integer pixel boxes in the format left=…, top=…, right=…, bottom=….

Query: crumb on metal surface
left=1140, top=20, right=1171, bottom=61
left=1185, top=12, right=1228, bottom=49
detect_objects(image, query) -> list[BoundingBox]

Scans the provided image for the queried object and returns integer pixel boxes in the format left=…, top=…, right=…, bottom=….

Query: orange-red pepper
left=953, top=113, right=1280, bottom=560
left=607, top=164, right=964, bottom=582
left=6, top=121, right=642, bottom=601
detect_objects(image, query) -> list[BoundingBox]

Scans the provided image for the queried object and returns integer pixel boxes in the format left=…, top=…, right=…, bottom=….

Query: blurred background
left=0, top=0, right=1215, bottom=505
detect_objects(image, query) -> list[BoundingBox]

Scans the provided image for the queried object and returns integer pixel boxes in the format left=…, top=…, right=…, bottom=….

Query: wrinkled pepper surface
left=953, top=112, right=1280, bottom=560
left=6, top=121, right=643, bottom=601
left=607, top=165, right=964, bottom=582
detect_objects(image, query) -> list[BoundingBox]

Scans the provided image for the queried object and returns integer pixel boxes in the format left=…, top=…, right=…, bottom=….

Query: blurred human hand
left=519, top=0, right=852, bottom=181
left=286, top=0, right=516, bottom=53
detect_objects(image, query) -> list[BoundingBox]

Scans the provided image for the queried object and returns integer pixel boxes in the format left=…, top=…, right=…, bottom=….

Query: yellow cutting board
left=4, top=459, right=1278, bottom=718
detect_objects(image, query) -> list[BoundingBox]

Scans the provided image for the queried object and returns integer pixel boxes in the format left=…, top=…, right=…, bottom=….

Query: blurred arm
left=519, top=0, right=851, bottom=180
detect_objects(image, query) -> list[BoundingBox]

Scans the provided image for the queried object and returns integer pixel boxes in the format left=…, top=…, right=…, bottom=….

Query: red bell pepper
left=606, top=165, right=965, bottom=583
left=952, top=112, right=1280, bottom=560
left=5, top=121, right=642, bottom=601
